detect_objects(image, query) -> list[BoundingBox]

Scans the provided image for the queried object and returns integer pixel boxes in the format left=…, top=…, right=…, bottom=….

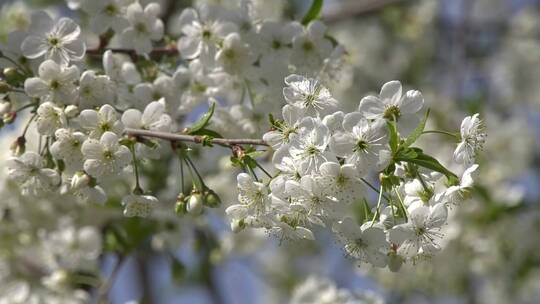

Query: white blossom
left=120, top=2, right=164, bottom=55
left=78, top=104, right=124, bottom=138
left=454, top=113, right=486, bottom=165
left=330, top=113, right=389, bottom=172
left=358, top=80, right=424, bottom=133
left=389, top=202, right=447, bottom=258
left=50, top=128, right=85, bottom=171
left=122, top=194, right=158, bottom=217
left=176, top=8, right=237, bottom=62
left=333, top=217, right=388, bottom=267
left=21, top=11, right=85, bottom=65
left=283, top=74, right=337, bottom=117
left=78, top=70, right=116, bottom=109
left=7, top=152, right=60, bottom=196
left=35, top=102, right=67, bottom=135
left=81, top=131, right=131, bottom=180
left=24, top=60, right=79, bottom=105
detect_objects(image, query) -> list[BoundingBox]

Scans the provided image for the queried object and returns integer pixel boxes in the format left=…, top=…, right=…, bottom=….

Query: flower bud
left=0, top=101, right=11, bottom=115
left=175, top=193, right=188, bottom=215
left=187, top=193, right=203, bottom=214
left=204, top=189, right=221, bottom=208
left=231, top=219, right=245, bottom=233
left=10, top=136, right=25, bottom=156
left=388, top=251, right=404, bottom=272
left=0, top=82, right=10, bottom=94
left=3, top=111, right=15, bottom=124
left=64, top=105, right=79, bottom=118
left=71, top=172, right=90, bottom=190
left=3, top=67, right=24, bottom=86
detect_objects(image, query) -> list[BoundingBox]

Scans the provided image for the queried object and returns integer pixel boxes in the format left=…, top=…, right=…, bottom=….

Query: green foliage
left=301, top=0, right=323, bottom=25
left=186, top=103, right=215, bottom=135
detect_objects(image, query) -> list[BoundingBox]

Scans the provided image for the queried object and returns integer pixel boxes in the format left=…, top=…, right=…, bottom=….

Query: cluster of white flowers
left=0, top=1, right=488, bottom=300
left=227, top=78, right=485, bottom=270
left=0, top=0, right=349, bottom=220
left=290, top=276, right=384, bottom=304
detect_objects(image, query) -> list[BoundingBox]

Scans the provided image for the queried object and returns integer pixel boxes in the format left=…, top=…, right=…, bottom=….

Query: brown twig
left=124, top=128, right=269, bottom=147
left=322, top=0, right=406, bottom=22
left=86, top=47, right=179, bottom=57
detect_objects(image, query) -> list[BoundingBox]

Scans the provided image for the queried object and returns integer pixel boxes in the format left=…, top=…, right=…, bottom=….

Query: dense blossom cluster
left=227, top=77, right=484, bottom=269
left=0, top=0, right=489, bottom=301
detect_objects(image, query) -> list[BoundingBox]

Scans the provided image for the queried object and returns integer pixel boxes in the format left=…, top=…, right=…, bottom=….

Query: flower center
left=50, top=80, right=60, bottom=90
left=224, top=49, right=235, bottom=59
left=100, top=123, right=111, bottom=132
left=103, top=150, right=114, bottom=160
left=48, top=36, right=60, bottom=47
left=302, top=41, right=314, bottom=52
left=383, top=105, right=401, bottom=121
left=202, top=30, right=212, bottom=39
left=306, top=145, right=320, bottom=155
left=104, top=4, right=117, bottom=15
left=354, top=140, right=368, bottom=152
left=135, top=23, right=147, bottom=34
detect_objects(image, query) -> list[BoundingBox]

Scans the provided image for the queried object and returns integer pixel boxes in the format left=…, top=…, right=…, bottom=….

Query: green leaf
left=186, top=103, right=215, bottom=135
left=246, top=150, right=266, bottom=159
left=402, top=109, right=430, bottom=149
left=189, top=128, right=223, bottom=138
left=396, top=152, right=458, bottom=182
left=243, top=155, right=258, bottom=169
left=301, top=0, right=323, bottom=25
left=386, top=120, right=399, bottom=154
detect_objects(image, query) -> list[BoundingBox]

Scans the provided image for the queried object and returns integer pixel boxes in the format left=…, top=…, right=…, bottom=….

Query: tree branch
left=86, top=47, right=179, bottom=57
left=322, top=0, right=406, bottom=22
left=124, top=128, right=269, bottom=147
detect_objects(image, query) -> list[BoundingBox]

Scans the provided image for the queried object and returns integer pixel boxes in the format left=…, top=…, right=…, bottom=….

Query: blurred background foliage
left=1, top=0, right=540, bottom=303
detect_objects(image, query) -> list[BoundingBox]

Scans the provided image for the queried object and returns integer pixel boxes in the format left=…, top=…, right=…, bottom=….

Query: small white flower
left=257, top=20, right=302, bottom=59
left=389, top=202, right=447, bottom=258
left=78, top=70, right=116, bottom=109
left=285, top=175, right=336, bottom=223
left=283, top=74, right=337, bottom=117
left=35, top=102, right=67, bottom=135
left=289, top=117, right=335, bottom=173
left=358, top=80, right=424, bottom=133
left=81, top=131, right=131, bottom=179
left=262, top=104, right=303, bottom=149
left=317, top=161, right=364, bottom=203
left=69, top=172, right=107, bottom=204
left=122, top=194, right=158, bottom=217
left=269, top=221, right=315, bottom=241
left=290, top=21, right=333, bottom=71
left=332, top=217, right=388, bottom=267
left=78, top=104, right=124, bottom=138
left=225, top=173, right=269, bottom=228
left=454, top=113, right=486, bottom=165
left=21, top=11, right=85, bottom=65
left=215, top=33, right=256, bottom=76
left=7, top=152, right=60, bottom=196
left=121, top=100, right=172, bottom=132
left=120, top=2, right=164, bottom=55
left=330, top=113, right=389, bottom=172
left=176, top=8, right=237, bottom=62
left=24, top=60, right=79, bottom=105
left=79, top=0, right=130, bottom=34
left=444, top=164, right=479, bottom=205
left=50, top=128, right=86, bottom=171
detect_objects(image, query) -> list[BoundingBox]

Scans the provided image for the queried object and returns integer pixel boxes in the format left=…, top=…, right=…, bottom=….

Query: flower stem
left=370, top=184, right=384, bottom=226
left=422, top=130, right=459, bottom=139
left=129, top=145, right=143, bottom=194
left=124, top=128, right=268, bottom=147
left=360, top=177, right=390, bottom=202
